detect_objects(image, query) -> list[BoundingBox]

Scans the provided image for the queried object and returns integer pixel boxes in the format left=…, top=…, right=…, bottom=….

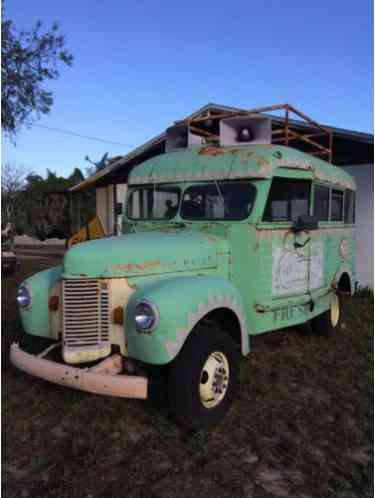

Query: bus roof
left=128, top=145, right=356, bottom=190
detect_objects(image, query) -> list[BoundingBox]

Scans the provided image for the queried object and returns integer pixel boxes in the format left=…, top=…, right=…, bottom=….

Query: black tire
left=310, top=292, right=341, bottom=335
left=168, top=325, right=239, bottom=431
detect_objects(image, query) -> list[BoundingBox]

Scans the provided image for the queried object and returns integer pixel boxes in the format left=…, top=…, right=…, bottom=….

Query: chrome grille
left=99, top=285, right=110, bottom=343
left=63, top=278, right=110, bottom=354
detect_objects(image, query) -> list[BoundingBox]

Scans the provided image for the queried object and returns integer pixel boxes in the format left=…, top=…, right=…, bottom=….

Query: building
left=71, top=103, right=374, bottom=288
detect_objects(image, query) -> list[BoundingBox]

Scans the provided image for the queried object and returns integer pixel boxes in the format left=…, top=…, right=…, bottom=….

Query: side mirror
left=292, top=214, right=318, bottom=232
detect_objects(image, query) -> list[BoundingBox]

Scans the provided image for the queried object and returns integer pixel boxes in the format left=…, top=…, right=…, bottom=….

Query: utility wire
left=33, top=123, right=135, bottom=148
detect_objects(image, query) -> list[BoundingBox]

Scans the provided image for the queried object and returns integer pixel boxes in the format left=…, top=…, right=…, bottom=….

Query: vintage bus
left=11, top=143, right=356, bottom=429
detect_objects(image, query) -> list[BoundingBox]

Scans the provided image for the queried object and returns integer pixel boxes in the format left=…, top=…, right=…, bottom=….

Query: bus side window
left=331, top=189, right=344, bottom=222
left=263, top=178, right=310, bottom=222
left=313, top=185, right=329, bottom=221
left=344, top=190, right=355, bottom=224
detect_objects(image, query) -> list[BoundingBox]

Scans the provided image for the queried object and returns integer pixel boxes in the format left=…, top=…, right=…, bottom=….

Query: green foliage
left=1, top=14, right=73, bottom=138
left=7, top=167, right=95, bottom=239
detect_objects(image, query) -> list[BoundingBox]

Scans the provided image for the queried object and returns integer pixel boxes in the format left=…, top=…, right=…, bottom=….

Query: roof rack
left=183, top=103, right=333, bottom=163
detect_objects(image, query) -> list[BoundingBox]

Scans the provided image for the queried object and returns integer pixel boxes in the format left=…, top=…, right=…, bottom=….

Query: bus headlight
left=134, top=300, right=159, bottom=333
left=17, top=283, right=32, bottom=309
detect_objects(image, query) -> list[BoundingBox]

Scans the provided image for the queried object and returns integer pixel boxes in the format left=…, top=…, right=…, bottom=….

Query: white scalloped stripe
left=165, top=293, right=248, bottom=359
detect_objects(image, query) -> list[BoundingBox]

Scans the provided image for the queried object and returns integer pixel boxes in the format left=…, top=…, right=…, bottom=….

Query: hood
left=63, top=230, right=228, bottom=278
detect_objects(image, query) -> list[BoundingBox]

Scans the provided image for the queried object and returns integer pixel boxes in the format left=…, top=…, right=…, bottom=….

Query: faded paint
left=108, top=278, right=135, bottom=355
left=128, top=144, right=355, bottom=190
left=10, top=343, right=147, bottom=399
left=63, top=231, right=220, bottom=278
left=165, top=293, right=248, bottom=359
left=110, top=261, right=162, bottom=272
left=272, top=241, right=324, bottom=297
left=48, top=280, right=62, bottom=340
left=14, top=144, right=356, bottom=397
left=89, top=354, right=123, bottom=375
left=198, top=146, right=229, bottom=156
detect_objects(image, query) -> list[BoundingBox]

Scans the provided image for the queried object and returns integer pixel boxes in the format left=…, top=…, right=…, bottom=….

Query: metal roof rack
left=184, top=103, right=333, bottom=163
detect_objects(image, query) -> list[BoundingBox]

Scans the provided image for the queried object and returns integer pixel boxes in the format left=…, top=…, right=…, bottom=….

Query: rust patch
left=202, top=234, right=218, bottom=242
left=198, top=146, right=227, bottom=156
left=339, top=239, right=350, bottom=260
left=246, top=150, right=255, bottom=157
left=255, top=157, right=271, bottom=167
left=111, top=261, right=161, bottom=272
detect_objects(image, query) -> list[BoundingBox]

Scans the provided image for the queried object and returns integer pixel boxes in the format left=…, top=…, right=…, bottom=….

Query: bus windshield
left=127, top=181, right=256, bottom=221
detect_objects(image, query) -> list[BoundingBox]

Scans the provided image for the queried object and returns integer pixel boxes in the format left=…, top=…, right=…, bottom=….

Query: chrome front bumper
left=10, top=343, right=148, bottom=399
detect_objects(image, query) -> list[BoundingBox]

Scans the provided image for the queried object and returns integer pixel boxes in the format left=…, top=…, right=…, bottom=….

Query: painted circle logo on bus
left=339, top=239, right=350, bottom=260
left=276, top=250, right=308, bottom=292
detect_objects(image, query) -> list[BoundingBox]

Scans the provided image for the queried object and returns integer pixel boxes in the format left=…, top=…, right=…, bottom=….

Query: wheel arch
left=337, top=272, right=352, bottom=294
left=199, top=307, right=244, bottom=353
left=333, top=267, right=354, bottom=295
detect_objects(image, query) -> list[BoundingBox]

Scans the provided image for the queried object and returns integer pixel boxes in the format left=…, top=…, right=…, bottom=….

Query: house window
left=313, top=185, right=329, bottom=221
left=344, top=190, right=355, bottom=224
left=263, top=178, right=311, bottom=222
left=331, top=189, right=344, bottom=221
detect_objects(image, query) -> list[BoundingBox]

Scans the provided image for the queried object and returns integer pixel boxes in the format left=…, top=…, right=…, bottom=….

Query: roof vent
left=219, top=116, right=272, bottom=147
left=165, top=124, right=203, bottom=152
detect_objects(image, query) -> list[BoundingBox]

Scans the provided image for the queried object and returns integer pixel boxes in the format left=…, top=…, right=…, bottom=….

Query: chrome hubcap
left=199, top=351, right=229, bottom=408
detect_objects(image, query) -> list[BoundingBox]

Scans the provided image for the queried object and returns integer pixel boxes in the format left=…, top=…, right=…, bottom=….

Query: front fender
left=126, top=276, right=248, bottom=365
left=19, top=266, right=63, bottom=338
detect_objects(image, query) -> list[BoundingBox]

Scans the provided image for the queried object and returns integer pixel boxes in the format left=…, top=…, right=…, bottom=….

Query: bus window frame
left=312, top=182, right=354, bottom=226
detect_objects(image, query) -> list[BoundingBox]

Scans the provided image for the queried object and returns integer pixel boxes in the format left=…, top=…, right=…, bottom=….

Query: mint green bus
left=11, top=144, right=356, bottom=429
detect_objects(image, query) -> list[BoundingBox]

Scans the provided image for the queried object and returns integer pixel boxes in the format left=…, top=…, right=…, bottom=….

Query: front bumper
left=10, top=343, right=148, bottom=399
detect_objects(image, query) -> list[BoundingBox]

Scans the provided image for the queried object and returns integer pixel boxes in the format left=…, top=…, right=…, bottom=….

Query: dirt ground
left=2, top=257, right=373, bottom=498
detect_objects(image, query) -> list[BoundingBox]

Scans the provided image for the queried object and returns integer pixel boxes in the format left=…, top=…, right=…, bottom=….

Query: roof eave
left=70, top=102, right=373, bottom=192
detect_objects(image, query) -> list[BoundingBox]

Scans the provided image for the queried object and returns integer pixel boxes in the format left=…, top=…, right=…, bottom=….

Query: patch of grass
left=355, top=285, right=374, bottom=298
left=3, top=259, right=373, bottom=498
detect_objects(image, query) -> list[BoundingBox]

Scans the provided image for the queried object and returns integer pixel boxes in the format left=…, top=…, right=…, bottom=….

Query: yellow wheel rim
left=331, top=293, right=340, bottom=328
left=199, top=351, right=229, bottom=409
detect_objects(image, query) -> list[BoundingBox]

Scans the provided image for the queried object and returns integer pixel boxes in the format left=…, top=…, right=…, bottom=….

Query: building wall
left=96, top=187, right=109, bottom=234
left=116, top=184, right=128, bottom=234
left=96, top=184, right=127, bottom=236
left=107, top=185, right=115, bottom=235
left=341, top=163, right=374, bottom=289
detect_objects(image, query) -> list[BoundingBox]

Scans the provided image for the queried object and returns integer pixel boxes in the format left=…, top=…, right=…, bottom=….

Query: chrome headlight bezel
left=17, top=282, right=32, bottom=309
left=134, top=299, right=159, bottom=333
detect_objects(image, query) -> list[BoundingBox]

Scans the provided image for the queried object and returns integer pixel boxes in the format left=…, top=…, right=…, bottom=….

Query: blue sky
left=3, top=0, right=373, bottom=178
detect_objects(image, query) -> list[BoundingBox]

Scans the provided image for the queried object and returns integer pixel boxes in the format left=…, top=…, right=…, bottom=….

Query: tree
left=20, top=167, right=95, bottom=240
left=1, top=165, right=92, bottom=239
left=1, top=162, right=27, bottom=226
left=1, top=13, right=73, bottom=138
